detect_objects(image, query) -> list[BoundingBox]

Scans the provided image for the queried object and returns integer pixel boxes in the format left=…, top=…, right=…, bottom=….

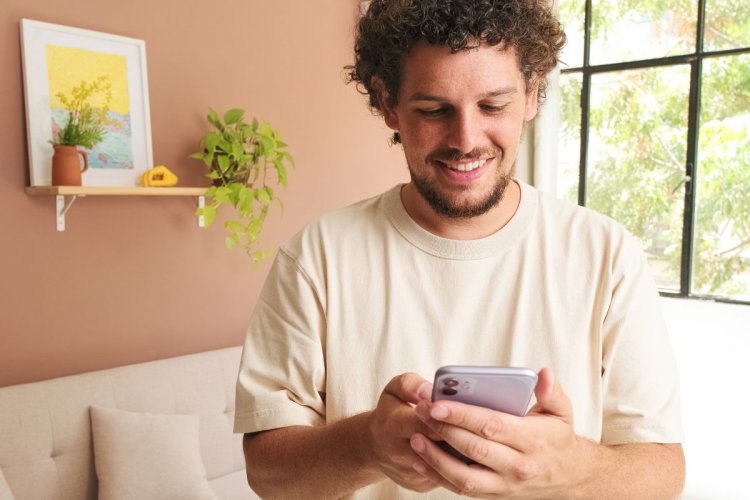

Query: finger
left=412, top=432, right=540, bottom=493
left=409, top=434, right=466, bottom=495
left=388, top=466, right=439, bottom=493
left=416, top=399, right=527, bottom=452
left=528, top=368, right=573, bottom=424
left=412, top=458, right=462, bottom=495
left=417, top=415, right=523, bottom=470
left=374, top=377, right=435, bottom=440
left=384, top=372, right=432, bottom=406
left=410, top=433, right=505, bottom=496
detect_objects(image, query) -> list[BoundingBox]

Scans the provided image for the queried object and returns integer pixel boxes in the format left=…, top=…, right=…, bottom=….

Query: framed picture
left=20, top=19, right=153, bottom=186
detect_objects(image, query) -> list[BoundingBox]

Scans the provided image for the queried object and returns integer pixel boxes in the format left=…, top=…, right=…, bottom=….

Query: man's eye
left=417, top=108, right=447, bottom=117
left=481, top=104, right=508, bottom=114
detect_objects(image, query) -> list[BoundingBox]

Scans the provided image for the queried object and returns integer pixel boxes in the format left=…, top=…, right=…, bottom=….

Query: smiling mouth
left=440, top=158, right=490, bottom=172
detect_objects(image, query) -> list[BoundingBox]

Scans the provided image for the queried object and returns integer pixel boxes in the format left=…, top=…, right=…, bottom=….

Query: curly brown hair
left=347, top=0, right=566, bottom=113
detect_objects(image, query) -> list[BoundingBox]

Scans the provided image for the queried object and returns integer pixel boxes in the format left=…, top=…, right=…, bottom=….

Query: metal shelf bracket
left=56, top=194, right=82, bottom=232
left=197, top=195, right=205, bottom=227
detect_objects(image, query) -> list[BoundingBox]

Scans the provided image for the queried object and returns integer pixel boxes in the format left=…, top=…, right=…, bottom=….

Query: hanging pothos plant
left=191, top=108, right=294, bottom=264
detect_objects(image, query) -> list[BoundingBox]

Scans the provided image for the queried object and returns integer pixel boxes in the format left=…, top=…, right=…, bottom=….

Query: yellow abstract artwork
left=46, top=45, right=133, bottom=169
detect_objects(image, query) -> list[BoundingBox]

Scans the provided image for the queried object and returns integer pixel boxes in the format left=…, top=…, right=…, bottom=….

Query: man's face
left=381, top=41, right=538, bottom=219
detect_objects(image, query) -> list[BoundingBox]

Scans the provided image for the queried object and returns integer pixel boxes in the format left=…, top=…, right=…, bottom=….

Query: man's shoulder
left=305, top=187, right=395, bottom=233
left=524, top=183, right=641, bottom=252
left=281, top=186, right=399, bottom=256
left=532, top=185, right=629, bottom=233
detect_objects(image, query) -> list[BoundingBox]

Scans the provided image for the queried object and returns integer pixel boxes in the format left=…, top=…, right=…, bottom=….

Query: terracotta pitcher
left=51, top=145, right=88, bottom=186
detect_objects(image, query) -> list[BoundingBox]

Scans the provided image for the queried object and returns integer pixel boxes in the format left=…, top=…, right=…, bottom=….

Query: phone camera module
left=441, top=387, right=458, bottom=396
left=443, top=378, right=459, bottom=387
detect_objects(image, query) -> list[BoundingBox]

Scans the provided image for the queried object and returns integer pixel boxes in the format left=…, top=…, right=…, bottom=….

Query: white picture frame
left=20, top=19, right=153, bottom=186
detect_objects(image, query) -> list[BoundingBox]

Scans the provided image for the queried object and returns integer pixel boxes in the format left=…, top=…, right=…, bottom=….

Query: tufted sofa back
left=0, top=346, right=244, bottom=499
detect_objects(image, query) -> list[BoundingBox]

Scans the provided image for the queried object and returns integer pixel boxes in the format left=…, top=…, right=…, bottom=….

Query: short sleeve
left=600, top=233, right=683, bottom=445
left=234, top=248, right=327, bottom=433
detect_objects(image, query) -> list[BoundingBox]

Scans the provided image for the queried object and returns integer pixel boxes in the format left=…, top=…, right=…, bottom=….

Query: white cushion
left=90, top=406, right=218, bottom=500
left=0, top=469, right=15, bottom=500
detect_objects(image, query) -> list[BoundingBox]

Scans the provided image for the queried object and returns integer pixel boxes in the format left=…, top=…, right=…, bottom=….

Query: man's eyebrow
left=484, top=87, right=518, bottom=97
left=408, top=87, right=518, bottom=102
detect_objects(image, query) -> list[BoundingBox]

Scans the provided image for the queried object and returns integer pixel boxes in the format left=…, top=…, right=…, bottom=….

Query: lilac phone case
left=431, top=365, right=538, bottom=416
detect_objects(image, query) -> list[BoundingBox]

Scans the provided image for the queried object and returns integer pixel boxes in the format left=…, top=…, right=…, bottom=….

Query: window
left=558, top=0, right=750, bottom=304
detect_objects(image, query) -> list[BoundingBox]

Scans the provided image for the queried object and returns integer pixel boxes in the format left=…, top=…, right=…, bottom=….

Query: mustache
left=427, top=147, right=500, bottom=163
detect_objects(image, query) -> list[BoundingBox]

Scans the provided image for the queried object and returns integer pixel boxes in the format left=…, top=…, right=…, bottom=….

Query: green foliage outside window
left=559, top=0, right=750, bottom=300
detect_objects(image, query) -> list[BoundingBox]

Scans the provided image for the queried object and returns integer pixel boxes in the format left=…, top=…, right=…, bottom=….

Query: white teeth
left=452, top=159, right=484, bottom=172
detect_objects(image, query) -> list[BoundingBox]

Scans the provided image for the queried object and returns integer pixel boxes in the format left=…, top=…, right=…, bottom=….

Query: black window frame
left=562, top=0, right=750, bottom=306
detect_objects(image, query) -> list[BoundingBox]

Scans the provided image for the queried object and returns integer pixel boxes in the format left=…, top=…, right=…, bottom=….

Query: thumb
left=529, top=368, right=574, bottom=424
left=383, top=372, right=432, bottom=405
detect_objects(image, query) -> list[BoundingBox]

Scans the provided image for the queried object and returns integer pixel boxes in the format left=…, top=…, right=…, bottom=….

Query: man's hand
left=408, top=368, right=588, bottom=498
left=367, top=372, right=441, bottom=493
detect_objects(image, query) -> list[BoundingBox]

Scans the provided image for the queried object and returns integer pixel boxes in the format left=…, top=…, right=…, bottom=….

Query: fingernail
left=410, top=434, right=426, bottom=453
left=430, top=404, right=449, bottom=420
left=413, top=461, right=427, bottom=474
left=417, top=382, right=432, bottom=400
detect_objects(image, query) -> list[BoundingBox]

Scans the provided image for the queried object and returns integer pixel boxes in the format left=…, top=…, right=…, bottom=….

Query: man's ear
left=372, top=77, right=400, bottom=131
left=524, top=75, right=540, bottom=121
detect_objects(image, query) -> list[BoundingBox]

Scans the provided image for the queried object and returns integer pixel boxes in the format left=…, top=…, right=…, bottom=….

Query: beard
left=408, top=148, right=513, bottom=219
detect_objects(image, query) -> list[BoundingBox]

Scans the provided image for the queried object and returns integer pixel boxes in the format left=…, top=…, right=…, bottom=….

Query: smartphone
left=431, top=365, right=538, bottom=416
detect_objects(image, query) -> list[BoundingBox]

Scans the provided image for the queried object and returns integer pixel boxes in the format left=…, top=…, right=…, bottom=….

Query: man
left=234, top=0, right=685, bottom=498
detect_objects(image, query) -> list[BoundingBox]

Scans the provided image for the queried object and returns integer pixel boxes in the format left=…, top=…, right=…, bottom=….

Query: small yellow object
left=141, top=165, right=178, bottom=187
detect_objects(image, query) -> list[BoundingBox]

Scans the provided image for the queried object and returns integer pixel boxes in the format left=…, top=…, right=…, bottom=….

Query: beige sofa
left=0, top=346, right=258, bottom=500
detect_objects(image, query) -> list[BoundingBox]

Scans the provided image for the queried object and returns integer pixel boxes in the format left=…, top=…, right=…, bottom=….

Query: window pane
left=590, top=0, right=697, bottom=65
left=704, top=0, right=750, bottom=51
left=559, top=0, right=584, bottom=68
left=586, top=66, right=691, bottom=291
left=558, top=73, right=582, bottom=203
left=692, top=54, right=750, bottom=300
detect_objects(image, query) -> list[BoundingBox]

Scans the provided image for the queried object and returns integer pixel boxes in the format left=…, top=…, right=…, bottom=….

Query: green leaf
left=245, top=224, right=259, bottom=244
left=224, top=108, right=245, bottom=125
left=201, top=205, right=217, bottom=226
left=205, top=132, right=221, bottom=152
left=282, top=151, right=296, bottom=166
left=257, top=187, right=272, bottom=203
left=217, top=154, right=231, bottom=173
left=258, top=136, right=274, bottom=154
left=225, top=220, right=244, bottom=233
left=207, top=108, right=221, bottom=129
left=237, top=187, right=253, bottom=215
left=225, top=234, right=239, bottom=250
left=217, top=138, right=233, bottom=154
left=274, top=160, right=288, bottom=188
left=212, top=186, right=231, bottom=203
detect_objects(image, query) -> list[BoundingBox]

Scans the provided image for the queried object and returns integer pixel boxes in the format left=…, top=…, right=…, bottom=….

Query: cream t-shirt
left=234, top=181, right=682, bottom=499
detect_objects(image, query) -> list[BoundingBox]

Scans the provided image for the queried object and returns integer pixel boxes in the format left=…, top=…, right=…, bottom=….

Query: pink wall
left=0, top=0, right=406, bottom=386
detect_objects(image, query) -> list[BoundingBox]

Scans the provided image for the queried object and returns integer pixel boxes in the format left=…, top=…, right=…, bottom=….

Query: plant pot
left=51, top=145, right=88, bottom=186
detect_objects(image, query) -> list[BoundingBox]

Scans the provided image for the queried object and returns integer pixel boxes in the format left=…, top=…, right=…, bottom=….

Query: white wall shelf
left=25, top=186, right=208, bottom=231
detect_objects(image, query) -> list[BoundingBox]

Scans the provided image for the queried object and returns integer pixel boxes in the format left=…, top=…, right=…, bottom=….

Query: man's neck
left=400, top=180, right=522, bottom=240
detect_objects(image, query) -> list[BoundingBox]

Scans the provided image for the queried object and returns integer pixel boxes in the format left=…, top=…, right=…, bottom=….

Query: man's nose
left=446, top=111, right=481, bottom=154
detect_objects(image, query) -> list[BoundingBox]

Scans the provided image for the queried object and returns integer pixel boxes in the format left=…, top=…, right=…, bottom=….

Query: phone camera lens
left=443, top=378, right=459, bottom=387
left=441, top=387, right=458, bottom=396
